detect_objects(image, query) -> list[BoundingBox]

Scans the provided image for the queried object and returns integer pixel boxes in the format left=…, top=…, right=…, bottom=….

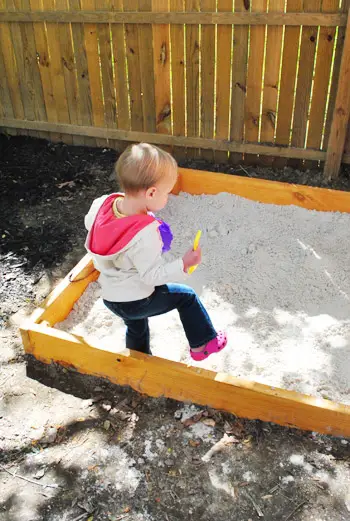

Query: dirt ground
left=1, top=135, right=350, bottom=521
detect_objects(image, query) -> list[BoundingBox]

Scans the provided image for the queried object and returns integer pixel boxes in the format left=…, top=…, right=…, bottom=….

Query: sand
left=56, top=193, right=350, bottom=404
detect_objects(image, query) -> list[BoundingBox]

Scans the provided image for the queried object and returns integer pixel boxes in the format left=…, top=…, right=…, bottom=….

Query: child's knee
left=180, top=285, right=197, bottom=304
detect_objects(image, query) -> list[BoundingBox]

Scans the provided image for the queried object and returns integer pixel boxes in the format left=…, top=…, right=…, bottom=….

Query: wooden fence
left=1, top=1, right=350, bottom=179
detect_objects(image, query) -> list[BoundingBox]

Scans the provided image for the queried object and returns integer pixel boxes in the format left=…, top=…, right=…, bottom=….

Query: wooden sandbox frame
left=20, top=168, right=350, bottom=437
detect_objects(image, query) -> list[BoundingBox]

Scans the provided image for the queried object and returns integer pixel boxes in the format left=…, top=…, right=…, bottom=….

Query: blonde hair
left=115, top=143, right=178, bottom=194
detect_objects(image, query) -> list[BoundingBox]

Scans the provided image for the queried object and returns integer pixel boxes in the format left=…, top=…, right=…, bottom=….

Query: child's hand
left=183, top=246, right=202, bottom=273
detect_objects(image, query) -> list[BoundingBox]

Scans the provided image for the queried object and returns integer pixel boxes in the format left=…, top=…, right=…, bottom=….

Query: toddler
left=84, top=143, right=227, bottom=360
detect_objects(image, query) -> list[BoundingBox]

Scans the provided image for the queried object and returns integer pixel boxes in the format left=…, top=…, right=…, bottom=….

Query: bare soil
left=1, top=135, right=349, bottom=521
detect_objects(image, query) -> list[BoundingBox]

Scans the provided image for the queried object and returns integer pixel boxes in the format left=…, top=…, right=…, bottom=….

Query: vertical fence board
left=185, top=0, right=200, bottom=158
left=215, top=0, right=232, bottom=164
left=244, top=0, right=268, bottom=165
left=138, top=0, right=156, bottom=133
left=274, top=0, right=303, bottom=168
left=57, top=0, right=82, bottom=145
left=19, top=0, right=47, bottom=139
left=29, top=0, right=59, bottom=142
left=305, top=0, right=338, bottom=169
left=0, top=40, right=15, bottom=123
left=96, top=0, right=119, bottom=150
left=170, top=0, right=186, bottom=162
left=324, top=8, right=350, bottom=180
left=124, top=0, right=143, bottom=132
left=259, top=0, right=284, bottom=165
left=80, top=0, right=106, bottom=147
left=200, top=0, right=215, bottom=161
left=323, top=0, right=350, bottom=150
left=110, top=0, right=130, bottom=146
left=5, top=0, right=36, bottom=137
left=29, top=0, right=57, bottom=142
left=290, top=0, right=322, bottom=167
left=43, top=0, right=72, bottom=144
left=0, top=0, right=23, bottom=135
left=69, top=0, right=95, bottom=147
left=152, top=0, right=172, bottom=150
left=230, top=0, right=249, bottom=165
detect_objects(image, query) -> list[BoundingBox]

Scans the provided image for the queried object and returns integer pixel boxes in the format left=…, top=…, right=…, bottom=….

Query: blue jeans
left=104, top=284, right=217, bottom=355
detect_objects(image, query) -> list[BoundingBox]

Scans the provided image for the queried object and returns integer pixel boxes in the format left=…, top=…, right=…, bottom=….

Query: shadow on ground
left=1, top=358, right=349, bottom=521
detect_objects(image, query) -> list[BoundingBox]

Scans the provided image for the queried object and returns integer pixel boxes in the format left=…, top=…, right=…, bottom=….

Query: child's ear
left=147, top=187, right=157, bottom=198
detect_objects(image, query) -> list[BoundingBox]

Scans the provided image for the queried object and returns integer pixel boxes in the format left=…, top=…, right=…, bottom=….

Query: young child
left=84, top=143, right=227, bottom=360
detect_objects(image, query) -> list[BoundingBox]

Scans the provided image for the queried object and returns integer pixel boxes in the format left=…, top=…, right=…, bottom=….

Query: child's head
left=115, top=143, right=178, bottom=212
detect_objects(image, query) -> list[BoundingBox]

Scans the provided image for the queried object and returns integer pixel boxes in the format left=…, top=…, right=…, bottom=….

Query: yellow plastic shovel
left=188, top=230, right=202, bottom=275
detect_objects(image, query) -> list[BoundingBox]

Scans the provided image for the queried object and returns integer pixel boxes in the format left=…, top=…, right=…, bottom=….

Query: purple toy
left=148, top=212, right=173, bottom=253
left=158, top=220, right=173, bottom=253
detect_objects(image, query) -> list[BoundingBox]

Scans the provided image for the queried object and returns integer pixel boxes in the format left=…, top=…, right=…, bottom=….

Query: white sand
left=57, top=193, right=350, bottom=404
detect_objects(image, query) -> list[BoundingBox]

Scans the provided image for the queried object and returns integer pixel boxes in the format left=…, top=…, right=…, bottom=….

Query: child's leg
left=103, top=300, right=151, bottom=354
left=147, top=284, right=217, bottom=349
left=124, top=317, right=151, bottom=355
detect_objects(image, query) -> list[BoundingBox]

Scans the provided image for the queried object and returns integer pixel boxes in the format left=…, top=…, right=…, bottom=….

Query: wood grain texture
left=215, top=0, right=232, bottom=163
left=200, top=0, right=215, bottom=161
left=324, top=9, right=350, bottom=180
left=19, top=0, right=47, bottom=139
left=110, top=0, right=130, bottom=142
left=81, top=0, right=106, bottom=147
left=229, top=0, right=249, bottom=164
left=170, top=0, right=186, bottom=161
left=124, top=0, right=143, bottom=132
left=306, top=0, right=338, bottom=159
left=5, top=0, right=41, bottom=138
left=43, top=0, right=71, bottom=143
left=96, top=0, right=119, bottom=150
left=244, top=0, right=268, bottom=165
left=290, top=0, right=321, bottom=169
left=69, top=0, right=95, bottom=146
left=29, top=0, right=59, bottom=142
left=274, top=0, right=303, bottom=168
left=0, top=39, right=15, bottom=124
left=56, top=0, right=81, bottom=145
left=33, top=254, right=98, bottom=326
left=0, top=11, right=346, bottom=25
left=22, top=322, right=350, bottom=437
left=0, top=0, right=24, bottom=135
left=185, top=0, right=200, bottom=158
left=0, top=0, right=16, bottom=132
left=259, top=0, right=284, bottom=165
left=323, top=0, right=350, bottom=150
left=152, top=0, right=171, bottom=141
left=138, top=0, right=156, bottom=133
left=0, top=116, right=335, bottom=161
left=174, top=167, right=350, bottom=212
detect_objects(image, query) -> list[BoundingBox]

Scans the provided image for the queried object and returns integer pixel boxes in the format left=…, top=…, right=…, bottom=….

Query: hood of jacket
left=85, top=193, right=156, bottom=258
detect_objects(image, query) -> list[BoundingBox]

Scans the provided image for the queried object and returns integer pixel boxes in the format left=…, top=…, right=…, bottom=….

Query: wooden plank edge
left=0, top=11, right=346, bottom=26
left=176, top=168, right=350, bottom=213
left=21, top=322, right=350, bottom=437
left=0, top=118, right=332, bottom=161
left=32, top=254, right=98, bottom=325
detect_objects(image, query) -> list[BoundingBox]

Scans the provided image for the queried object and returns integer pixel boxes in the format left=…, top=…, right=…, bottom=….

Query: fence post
left=324, top=8, right=350, bottom=181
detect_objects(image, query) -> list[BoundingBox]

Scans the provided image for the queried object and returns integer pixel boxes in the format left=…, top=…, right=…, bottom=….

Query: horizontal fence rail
left=0, top=3, right=350, bottom=179
left=0, top=11, right=346, bottom=26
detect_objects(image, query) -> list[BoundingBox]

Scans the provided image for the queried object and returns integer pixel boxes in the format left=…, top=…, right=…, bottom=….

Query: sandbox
left=20, top=168, right=350, bottom=437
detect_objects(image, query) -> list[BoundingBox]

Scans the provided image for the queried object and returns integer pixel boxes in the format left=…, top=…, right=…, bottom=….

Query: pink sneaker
left=190, top=331, right=228, bottom=361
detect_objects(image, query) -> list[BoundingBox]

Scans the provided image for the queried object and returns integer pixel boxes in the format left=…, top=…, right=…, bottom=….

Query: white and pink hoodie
left=84, top=194, right=185, bottom=303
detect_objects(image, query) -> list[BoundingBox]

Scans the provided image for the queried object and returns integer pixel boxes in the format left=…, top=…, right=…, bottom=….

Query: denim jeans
left=104, top=284, right=217, bottom=355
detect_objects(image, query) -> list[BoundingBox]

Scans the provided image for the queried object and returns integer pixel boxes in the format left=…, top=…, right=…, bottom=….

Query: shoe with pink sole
left=190, top=331, right=228, bottom=361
